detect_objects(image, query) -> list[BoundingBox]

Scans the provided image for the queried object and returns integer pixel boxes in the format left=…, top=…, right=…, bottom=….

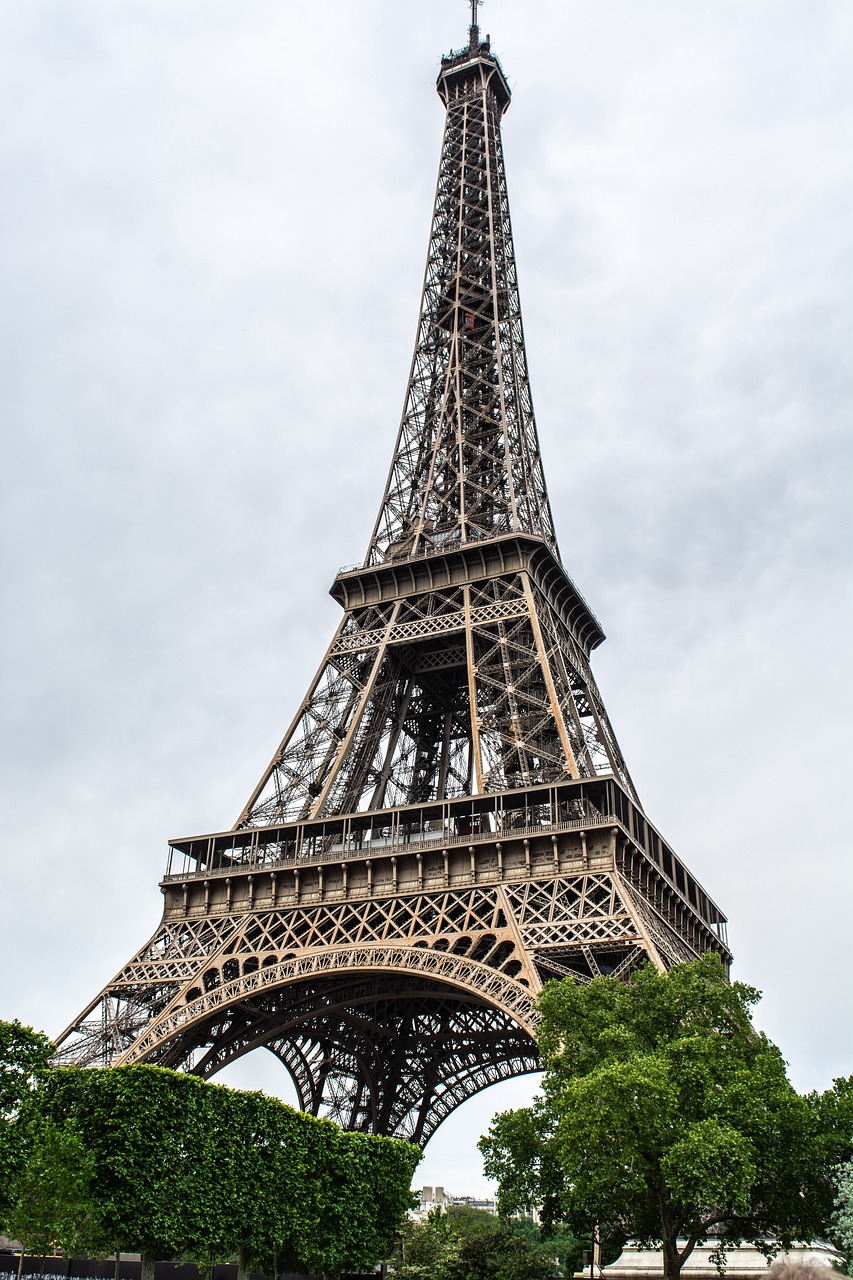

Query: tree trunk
left=114, top=1253, right=121, bottom=1280
left=237, top=1248, right=249, bottom=1280
left=662, top=1232, right=682, bottom=1280
left=16, top=1251, right=26, bottom=1280
left=140, top=1253, right=155, bottom=1280
left=656, top=1179, right=684, bottom=1280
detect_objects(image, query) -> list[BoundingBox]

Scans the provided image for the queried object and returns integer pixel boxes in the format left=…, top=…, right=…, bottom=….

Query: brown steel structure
left=56, top=11, right=731, bottom=1145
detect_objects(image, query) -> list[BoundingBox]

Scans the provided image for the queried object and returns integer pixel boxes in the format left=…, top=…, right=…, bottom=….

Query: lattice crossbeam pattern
left=55, top=780, right=731, bottom=1146
left=368, top=48, right=555, bottom=565
left=239, top=565, right=638, bottom=826
left=232, top=40, right=639, bottom=827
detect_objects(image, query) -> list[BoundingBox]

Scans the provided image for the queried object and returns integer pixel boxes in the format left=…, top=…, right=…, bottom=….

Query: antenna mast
left=468, top=0, right=482, bottom=48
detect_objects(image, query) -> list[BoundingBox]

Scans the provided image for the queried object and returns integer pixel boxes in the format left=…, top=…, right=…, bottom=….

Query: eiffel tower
left=56, top=5, right=731, bottom=1144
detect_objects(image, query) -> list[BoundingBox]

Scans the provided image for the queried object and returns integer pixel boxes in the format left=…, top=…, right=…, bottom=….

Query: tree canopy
left=4, top=1114, right=99, bottom=1273
left=0, top=1020, right=55, bottom=1226
left=393, top=1204, right=578, bottom=1280
left=37, top=1062, right=420, bottom=1277
left=0, top=1020, right=53, bottom=1119
left=479, top=954, right=853, bottom=1280
left=0, top=1025, right=421, bottom=1280
left=834, top=1157, right=853, bottom=1275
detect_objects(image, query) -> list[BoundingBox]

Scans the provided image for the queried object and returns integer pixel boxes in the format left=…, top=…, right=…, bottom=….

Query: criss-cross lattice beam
left=366, top=49, right=556, bottom=565
left=236, top=567, right=636, bottom=826
left=170, top=978, right=539, bottom=1143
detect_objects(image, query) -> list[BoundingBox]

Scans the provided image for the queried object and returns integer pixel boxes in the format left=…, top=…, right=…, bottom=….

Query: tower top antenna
left=468, top=0, right=482, bottom=48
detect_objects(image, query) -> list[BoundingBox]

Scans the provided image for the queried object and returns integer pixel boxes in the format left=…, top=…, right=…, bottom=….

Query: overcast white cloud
left=1, top=0, right=851, bottom=1196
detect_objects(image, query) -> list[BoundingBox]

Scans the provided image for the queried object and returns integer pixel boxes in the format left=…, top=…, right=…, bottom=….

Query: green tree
left=38, top=1061, right=420, bottom=1280
left=513, top=1218, right=585, bottom=1278
left=0, top=1021, right=53, bottom=1118
left=480, top=954, right=849, bottom=1280
left=0, top=1020, right=55, bottom=1226
left=289, top=1122, right=420, bottom=1277
left=395, top=1207, right=465, bottom=1280
left=394, top=1205, right=563, bottom=1280
left=834, top=1157, right=853, bottom=1275
left=477, top=1107, right=566, bottom=1230
left=811, top=1074, right=853, bottom=1259
left=336, top=1129, right=422, bottom=1273
left=5, top=1115, right=99, bottom=1278
left=40, top=1064, right=230, bottom=1279
left=452, top=1206, right=560, bottom=1280
left=212, top=1086, right=298, bottom=1280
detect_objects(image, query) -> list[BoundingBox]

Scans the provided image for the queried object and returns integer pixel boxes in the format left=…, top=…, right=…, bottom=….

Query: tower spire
left=469, top=0, right=481, bottom=47
left=367, top=21, right=556, bottom=567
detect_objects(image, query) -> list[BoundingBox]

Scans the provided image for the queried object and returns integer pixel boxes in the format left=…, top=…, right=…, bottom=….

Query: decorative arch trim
left=115, top=943, right=540, bottom=1065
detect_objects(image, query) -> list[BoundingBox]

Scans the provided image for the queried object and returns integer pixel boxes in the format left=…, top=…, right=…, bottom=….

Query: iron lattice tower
left=56, top=17, right=730, bottom=1145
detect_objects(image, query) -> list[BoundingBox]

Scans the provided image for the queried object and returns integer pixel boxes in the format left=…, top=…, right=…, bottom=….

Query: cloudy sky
left=1, top=0, right=851, bottom=1195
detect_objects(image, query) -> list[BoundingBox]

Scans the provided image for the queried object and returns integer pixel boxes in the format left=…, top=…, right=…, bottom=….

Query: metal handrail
left=162, top=810, right=616, bottom=882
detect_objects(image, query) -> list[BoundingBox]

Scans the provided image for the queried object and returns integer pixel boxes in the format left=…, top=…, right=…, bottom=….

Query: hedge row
left=2, top=1054, right=420, bottom=1280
